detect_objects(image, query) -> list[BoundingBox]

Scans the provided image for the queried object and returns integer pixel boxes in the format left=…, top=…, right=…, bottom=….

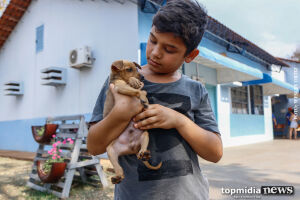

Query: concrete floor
left=199, top=139, right=300, bottom=200
left=1, top=139, right=299, bottom=199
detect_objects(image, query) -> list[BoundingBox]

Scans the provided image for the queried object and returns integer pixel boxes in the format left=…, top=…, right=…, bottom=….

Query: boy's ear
left=184, top=49, right=199, bottom=63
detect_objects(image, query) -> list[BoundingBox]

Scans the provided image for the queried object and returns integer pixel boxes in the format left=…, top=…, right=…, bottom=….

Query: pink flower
left=52, top=156, right=56, bottom=160
left=52, top=135, right=56, bottom=138
left=49, top=152, right=53, bottom=155
left=59, top=149, right=62, bottom=153
left=67, top=138, right=71, bottom=141
left=57, top=155, right=61, bottom=158
left=48, top=150, right=51, bottom=154
left=57, top=141, right=61, bottom=144
left=63, top=140, right=66, bottom=144
left=69, top=140, right=74, bottom=144
left=52, top=143, right=57, bottom=148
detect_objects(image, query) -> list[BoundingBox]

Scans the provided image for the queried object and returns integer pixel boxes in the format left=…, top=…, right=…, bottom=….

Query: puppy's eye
left=126, top=68, right=133, bottom=72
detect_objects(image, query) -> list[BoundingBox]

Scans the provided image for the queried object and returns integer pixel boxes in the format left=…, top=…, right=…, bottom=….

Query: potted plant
left=31, top=123, right=58, bottom=144
left=37, top=136, right=74, bottom=183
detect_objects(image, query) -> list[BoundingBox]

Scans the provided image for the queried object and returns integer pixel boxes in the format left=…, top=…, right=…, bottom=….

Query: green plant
left=36, top=127, right=45, bottom=137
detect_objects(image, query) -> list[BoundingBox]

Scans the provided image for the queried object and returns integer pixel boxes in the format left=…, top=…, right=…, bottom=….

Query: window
left=250, top=85, right=264, bottom=115
left=231, top=85, right=264, bottom=115
left=36, top=25, right=44, bottom=53
left=231, top=86, right=249, bottom=114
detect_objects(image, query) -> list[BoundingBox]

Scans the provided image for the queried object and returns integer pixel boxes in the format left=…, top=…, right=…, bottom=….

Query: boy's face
left=145, top=26, right=197, bottom=74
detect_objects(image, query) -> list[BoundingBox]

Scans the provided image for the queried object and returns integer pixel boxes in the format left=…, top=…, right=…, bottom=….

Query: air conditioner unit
left=41, top=67, right=67, bottom=86
left=4, top=81, right=24, bottom=96
left=69, top=46, right=93, bottom=69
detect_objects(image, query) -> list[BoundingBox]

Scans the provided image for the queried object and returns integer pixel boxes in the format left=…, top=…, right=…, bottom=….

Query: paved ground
left=0, top=139, right=299, bottom=200
left=199, top=139, right=300, bottom=200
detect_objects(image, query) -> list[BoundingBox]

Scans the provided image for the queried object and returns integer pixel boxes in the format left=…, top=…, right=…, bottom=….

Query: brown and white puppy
left=104, top=60, right=162, bottom=184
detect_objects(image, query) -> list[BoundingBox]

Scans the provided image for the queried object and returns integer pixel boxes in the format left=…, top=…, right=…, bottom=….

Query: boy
left=87, top=0, right=223, bottom=199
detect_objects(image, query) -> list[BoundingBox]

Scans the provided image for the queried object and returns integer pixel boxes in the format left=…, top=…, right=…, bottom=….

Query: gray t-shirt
left=90, top=74, right=220, bottom=200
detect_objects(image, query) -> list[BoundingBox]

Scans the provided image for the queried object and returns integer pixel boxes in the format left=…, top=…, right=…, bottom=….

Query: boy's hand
left=133, top=104, right=183, bottom=130
left=110, top=84, right=144, bottom=121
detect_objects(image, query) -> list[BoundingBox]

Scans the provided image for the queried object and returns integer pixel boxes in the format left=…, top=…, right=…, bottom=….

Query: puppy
left=104, top=60, right=162, bottom=184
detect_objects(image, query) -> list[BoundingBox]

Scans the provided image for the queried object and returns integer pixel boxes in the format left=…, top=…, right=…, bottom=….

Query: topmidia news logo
left=0, top=0, right=7, bottom=12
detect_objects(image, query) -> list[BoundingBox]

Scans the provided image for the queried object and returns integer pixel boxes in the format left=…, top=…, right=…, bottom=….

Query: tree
left=291, top=45, right=300, bottom=61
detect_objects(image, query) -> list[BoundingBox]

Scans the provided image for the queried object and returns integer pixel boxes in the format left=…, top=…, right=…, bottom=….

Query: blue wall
left=230, top=114, right=265, bottom=137
left=0, top=114, right=92, bottom=152
left=138, top=8, right=153, bottom=43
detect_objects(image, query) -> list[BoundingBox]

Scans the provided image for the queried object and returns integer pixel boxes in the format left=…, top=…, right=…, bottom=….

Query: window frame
left=230, top=85, right=264, bottom=115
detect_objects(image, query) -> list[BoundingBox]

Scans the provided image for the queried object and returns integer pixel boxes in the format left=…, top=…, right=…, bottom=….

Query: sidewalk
left=199, top=139, right=300, bottom=200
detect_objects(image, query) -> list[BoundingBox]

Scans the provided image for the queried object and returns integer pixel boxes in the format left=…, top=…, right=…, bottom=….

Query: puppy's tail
left=143, top=161, right=162, bottom=170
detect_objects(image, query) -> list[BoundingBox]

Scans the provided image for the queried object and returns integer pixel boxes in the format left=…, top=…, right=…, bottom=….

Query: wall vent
left=41, top=67, right=67, bottom=86
left=4, top=81, right=24, bottom=96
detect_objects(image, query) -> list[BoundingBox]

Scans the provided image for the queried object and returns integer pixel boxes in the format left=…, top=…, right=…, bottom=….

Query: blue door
left=205, top=84, right=217, bottom=121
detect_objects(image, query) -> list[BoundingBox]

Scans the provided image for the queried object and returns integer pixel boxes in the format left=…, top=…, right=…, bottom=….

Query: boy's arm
left=87, top=84, right=144, bottom=155
left=87, top=107, right=131, bottom=155
left=133, top=104, right=223, bottom=163
left=174, top=113, right=223, bottom=163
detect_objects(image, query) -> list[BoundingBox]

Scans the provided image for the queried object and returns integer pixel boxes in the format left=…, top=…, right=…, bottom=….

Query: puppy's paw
left=137, top=150, right=151, bottom=161
left=129, top=77, right=143, bottom=89
left=111, top=175, right=124, bottom=184
left=139, top=91, right=148, bottom=105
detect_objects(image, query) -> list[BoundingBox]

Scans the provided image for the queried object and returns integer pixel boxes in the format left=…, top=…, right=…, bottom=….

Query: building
left=271, top=58, right=300, bottom=136
left=0, top=0, right=298, bottom=153
left=138, top=2, right=297, bottom=146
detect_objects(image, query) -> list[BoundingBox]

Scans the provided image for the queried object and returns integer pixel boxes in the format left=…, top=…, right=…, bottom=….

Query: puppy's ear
left=111, top=60, right=123, bottom=72
left=133, top=62, right=141, bottom=69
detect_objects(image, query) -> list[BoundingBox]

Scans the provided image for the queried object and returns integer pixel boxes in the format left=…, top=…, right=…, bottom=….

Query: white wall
left=271, top=70, right=285, bottom=82
left=0, top=0, right=139, bottom=121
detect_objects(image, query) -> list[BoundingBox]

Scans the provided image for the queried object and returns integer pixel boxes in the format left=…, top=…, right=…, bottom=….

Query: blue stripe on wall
left=230, top=114, right=265, bottom=137
left=0, top=114, right=92, bottom=152
left=140, top=42, right=147, bottom=66
left=36, top=24, right=44, bottom=53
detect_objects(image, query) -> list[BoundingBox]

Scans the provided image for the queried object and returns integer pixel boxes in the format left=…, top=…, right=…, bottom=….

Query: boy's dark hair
left=152, top=0, right=208, bottom=55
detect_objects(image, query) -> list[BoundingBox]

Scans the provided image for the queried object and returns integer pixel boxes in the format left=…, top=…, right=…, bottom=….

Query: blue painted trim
left=36, top=24, right=44, bottom=53
left=140, top=42, right=147, bottom=66
left=198, top=47, right=263, bottom=80
left=242, top=73, right=298, bottom=92
left=242, top=73, right=271, bottom=85
left=0, top=113, right=92, bottom=152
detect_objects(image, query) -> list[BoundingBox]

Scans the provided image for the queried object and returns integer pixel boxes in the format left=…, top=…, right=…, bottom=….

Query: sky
left=0, top=0, right=8, bottom=13
left=199, top=0, right=300, bottom=59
